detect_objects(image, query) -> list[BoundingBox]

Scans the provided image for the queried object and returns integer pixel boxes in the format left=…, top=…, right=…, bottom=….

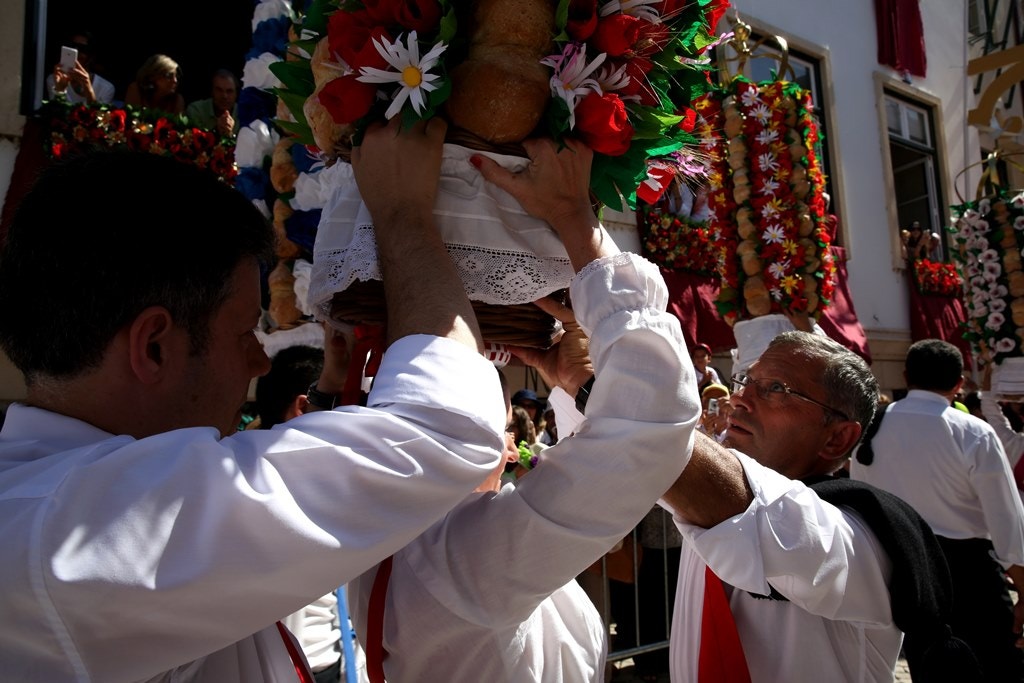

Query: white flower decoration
left=599, top=0, right=663, bottom=23
left=761, top=177, right=780, bottom=195
left=995, top=337, right=1017, bottom=353
left=768, top=260, right=790, bottom=278
left=990, top=298, right=1007, bottom=314
left=757, top=152, right=779, bottom=173
left=979, top=249, right=1000, bottom=263
left=979, top=198, right=992, bottom=214
left=750, top=104, right=773, bottom=124
left=740, top=87, right=759, bottom=107
left=755, top=129, right=779, bottom=145
left=595, top=62, right=632, bottom=96
left=1013, top=193, right=1024, bottom=209
left=986, top=311, right=1006, bottom=330
left=983, top=261, right=1002, bottom=281
left=358, top=31, right=447, bottom=120
left=763, top=225, right=785, bottom=243
left=989, top=283, right=1009, bottom=299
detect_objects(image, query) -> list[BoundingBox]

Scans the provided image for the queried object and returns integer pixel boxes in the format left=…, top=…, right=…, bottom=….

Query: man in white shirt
left=0, top=118, right=507, bottom=681
left=850, top=339, right=1024, bottom=679
left=346, top=138, right=701, bottom=682
left=661, top=331, right=979, bottom=683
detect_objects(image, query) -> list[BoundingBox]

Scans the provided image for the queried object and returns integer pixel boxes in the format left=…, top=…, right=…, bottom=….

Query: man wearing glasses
left=660, top=331, right=980, bottom=682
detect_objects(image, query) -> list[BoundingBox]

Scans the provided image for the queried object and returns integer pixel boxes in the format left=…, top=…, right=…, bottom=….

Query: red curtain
left=874, top=0, right=927, bottom=77
left=907, top=282, right=973, bottom=369
left=661, top=245, right=872, bottom=364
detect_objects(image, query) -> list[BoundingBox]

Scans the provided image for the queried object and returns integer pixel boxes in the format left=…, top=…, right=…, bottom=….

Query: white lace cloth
left=308, top=144, right=576, bottom=323
left=993, top=358, right=1024, bottom=398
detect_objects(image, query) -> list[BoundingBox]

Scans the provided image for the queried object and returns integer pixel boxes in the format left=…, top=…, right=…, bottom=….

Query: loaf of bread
left=445, top=0, right=555, bottom=144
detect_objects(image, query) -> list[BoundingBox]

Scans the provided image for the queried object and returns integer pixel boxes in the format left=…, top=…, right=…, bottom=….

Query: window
left=884, top=92, right=945, bottom=260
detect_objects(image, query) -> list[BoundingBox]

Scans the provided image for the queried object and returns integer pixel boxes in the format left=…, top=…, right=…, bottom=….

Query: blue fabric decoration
left=235, top=167, right=271, bottom=202
left=290, top=142, right=320, bottom=175
left=238, top=89, right=277, bottom=127
left=285, top=209, right=323, bottom=253
left=248, top=17, right=291, bottom=59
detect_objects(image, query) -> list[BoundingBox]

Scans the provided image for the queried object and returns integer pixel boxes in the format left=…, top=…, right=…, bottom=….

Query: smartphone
left=59, top=46, right=78, bottom=73
left=707, top=398, right=720, bottom=416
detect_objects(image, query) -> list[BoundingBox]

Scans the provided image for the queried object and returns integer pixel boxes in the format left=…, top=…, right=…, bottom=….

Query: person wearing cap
left=691, top=342, right=723, bottom=396
left=511, top=387, right=547, bottom=442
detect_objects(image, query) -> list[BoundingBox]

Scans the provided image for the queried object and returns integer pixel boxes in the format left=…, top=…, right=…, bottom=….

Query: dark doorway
left=39, top=0, right=253, bottom=107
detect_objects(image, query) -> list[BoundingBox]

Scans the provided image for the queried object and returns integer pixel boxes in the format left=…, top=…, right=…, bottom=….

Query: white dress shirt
left=0, top=335, right=505, bottom=682
left=671, top=453, right=902, bottom=683
left=850, top=390, right=1024, bottom=566
left=348, top=252, right=701, bottom=682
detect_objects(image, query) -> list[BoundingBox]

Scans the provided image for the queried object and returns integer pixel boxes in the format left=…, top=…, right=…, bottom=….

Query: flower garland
left=950, top=190, right=1024, bottom=363
left=639, top=185, right=719, bottom=276
left=280, top=0, right=730, bottom=210
left=912, top=258, right=962, bottom=298
left=693, top=78, right=837, bottom=325
left=39, top=100, right=237, bottom=183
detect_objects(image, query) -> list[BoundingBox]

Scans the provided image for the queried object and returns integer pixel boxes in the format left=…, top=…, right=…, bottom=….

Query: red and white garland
left=693, top=78, right=837, bottom=325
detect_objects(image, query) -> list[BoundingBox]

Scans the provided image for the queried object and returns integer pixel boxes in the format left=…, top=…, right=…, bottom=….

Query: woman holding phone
left=46, top=31, right=115, bottom=105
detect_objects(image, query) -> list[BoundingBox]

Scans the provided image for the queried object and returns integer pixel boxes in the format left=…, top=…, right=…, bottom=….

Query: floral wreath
left=693, top=77, right=837, bottom=324
left=273, top=0, right=731, bottom=210
left=950, top=190, right=1024, bottom=363
left=39, top=100, right=237, bottom=183
left=639, top=184, right=719, bottom=277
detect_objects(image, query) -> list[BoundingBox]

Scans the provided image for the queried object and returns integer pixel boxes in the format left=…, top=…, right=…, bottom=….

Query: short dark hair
left=0, top=150, right=275, bottom=384
left=255, top=345, right=324, bottom=429
left=906, top=339, right=963, bottom=391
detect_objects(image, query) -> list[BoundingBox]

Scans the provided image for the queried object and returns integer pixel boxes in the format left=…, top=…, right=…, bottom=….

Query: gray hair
left=766, top=331, right=878, bottom=441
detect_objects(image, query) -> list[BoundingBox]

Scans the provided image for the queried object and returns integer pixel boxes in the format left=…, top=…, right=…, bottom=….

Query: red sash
left=697, top=565, right=752, bottom=683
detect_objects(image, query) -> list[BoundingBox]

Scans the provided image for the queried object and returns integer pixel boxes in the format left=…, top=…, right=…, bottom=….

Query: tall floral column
left=950, top=192, right=1024, bottom=386
left=693, top=78, right=838, bottom=370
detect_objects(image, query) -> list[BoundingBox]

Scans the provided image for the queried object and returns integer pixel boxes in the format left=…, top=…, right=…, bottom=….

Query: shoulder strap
left=854, top=404, right=888, bottom=465
left=366, top=555, right=394, bottom=683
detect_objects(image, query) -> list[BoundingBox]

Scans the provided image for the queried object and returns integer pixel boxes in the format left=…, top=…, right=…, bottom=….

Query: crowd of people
left=5, top=56, right=1024, bottom=681
left=46, top=29, right=239, bottom=138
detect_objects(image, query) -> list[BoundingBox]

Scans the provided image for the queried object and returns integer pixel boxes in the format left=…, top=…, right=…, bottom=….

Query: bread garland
left=271, top=0, right=730, bottom=209
left=693, top=78, right=837, bottom=325
left=951, top=191, right=1024, bottom=363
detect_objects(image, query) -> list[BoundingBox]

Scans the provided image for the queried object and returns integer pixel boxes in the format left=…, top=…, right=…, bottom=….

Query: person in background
left=662, top=332, right=980, bottom=683
left=185, top=68, right=240, bottom=138
left=697, top=382, right=731, bottom=443
left=255, top=340, right=367, bottom=683
left=0, top=118, right=506, bottom=681
left=850, top=338, right=1024, bottom=680
left=511, top=387, right=547, bottom=440
left=540, top=406, right=558, bottom=445
left=124, top=53, right=186, bottom=115
left=691, top=342, right=723, bottom=396
left=46, top=31, right=115, bottom=105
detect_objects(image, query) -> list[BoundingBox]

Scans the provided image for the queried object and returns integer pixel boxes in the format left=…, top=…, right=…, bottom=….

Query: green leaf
left=269, top=60, right=315, bottom=97
left=439, top=7, right=458, bottom=43
left=275, top=89, right=312, bottom=126
left=275, top=119, right=316, bottom=146
left=555, top=0, right=570, bottom=31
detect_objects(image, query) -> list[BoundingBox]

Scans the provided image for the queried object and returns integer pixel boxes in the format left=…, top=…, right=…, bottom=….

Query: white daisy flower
left=761, top=177, right=780, bottom=195
left=750, top=104, right=772, bottom=125
left=358, top=31, right=447, bottom=120
left=763, top=225, right=785, bottom=243
left=755, top=129, right=779, bottom=145
left=542, top=42, right=606, bottom=130
left=595, top=62, right=632, bottom=97
left=740, top=87, right=759, bottom=107
left=757, top=152, right=779, bottom=173
left=768, top=260, right=790, bottom=278
left=770, top=287, right=783, bottom=301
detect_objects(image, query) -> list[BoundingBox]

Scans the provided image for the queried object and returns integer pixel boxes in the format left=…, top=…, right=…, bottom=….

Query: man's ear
left=287, top=394, right=308, bottom=421
left=127, top=306, right=177, bottom=384
left=820, top=419, right=863, bottom=463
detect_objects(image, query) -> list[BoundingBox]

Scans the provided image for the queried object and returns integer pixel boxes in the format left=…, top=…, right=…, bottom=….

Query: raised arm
left=661, top=431, right=754, bottom=527
left=472, top=137, right=618, bottom=272
left=352, top=118, right=484, bottom=352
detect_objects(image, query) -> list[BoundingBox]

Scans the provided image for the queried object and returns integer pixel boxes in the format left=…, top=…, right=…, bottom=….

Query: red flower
left=705, top=0, right=731, bottom=34
left=319, top=75, right=378, bottom=124
left=362, top=0, right=441, bottom=32
left=328, top=10, right=392, bottom=70
left=678, top=107, right=697, bottom=132
left=616, top=57, right=659, bottom=107
left=592, top=14, right=643, bottom=57
left=567, top=0, right=599, bottom=41
left=574, top=92, right=633, bottom=156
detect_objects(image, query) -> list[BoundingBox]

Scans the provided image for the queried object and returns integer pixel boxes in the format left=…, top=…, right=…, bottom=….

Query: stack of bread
left=694, top=78, right=837, bottom=325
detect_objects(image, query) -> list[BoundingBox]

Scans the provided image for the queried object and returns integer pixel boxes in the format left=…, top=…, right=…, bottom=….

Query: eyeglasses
left=730, top=373, right=850, bottom=421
